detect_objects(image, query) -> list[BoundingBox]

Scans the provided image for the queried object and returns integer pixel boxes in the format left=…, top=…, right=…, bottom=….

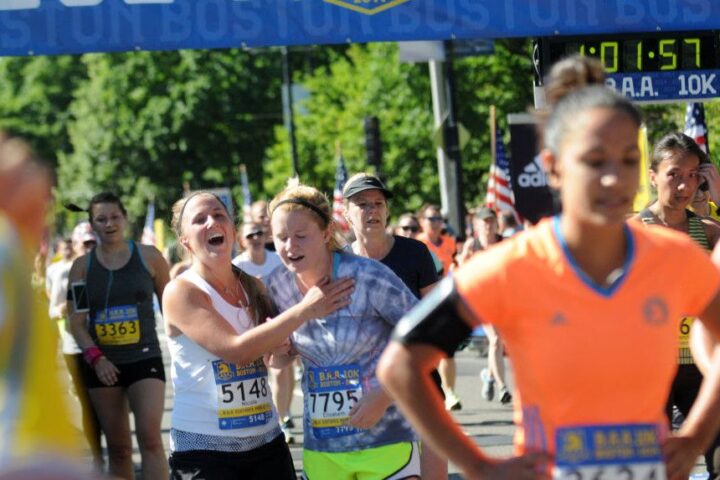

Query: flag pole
left=489, top=105, right=497, bottom=208
left=490, top=105, right=497, bottom=169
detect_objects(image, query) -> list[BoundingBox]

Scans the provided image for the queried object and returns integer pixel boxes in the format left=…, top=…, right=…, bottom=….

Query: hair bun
left=544, top=55, right=606, bottom=107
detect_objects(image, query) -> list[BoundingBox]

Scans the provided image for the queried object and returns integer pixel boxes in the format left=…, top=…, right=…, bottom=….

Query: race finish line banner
left=3, top=1, right=720, bottom=56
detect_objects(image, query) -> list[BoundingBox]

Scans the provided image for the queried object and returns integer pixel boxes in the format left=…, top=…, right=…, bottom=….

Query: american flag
left=141, top=199, right=155, bottom=246
left=685, top=102, right=709, bottom=154
left=485, top=128, right=519, bottom=220
left=332, top=151, right=350, bottom=233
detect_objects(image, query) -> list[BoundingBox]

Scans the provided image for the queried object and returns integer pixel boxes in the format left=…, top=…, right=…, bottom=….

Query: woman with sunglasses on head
left=67, top=192, right=170, bottom=480
left=633, top=132, right=720, bottom=479
left=378, top=84, right=720, bottom=480
left=265, top=179, right=422, bottom=480
left=342, top=173, right=447, bottom=479
left=162, top=192, right=353, bottom=479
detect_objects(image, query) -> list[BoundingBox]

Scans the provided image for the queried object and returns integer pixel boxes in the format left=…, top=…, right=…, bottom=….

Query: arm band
left=83, top=346, right=104, bottom=367
left=392, top=276, right=473, bottom=357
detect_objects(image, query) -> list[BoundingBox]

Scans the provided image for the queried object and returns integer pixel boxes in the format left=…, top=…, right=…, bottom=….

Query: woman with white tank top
left=162, top=192, right=354, bottom=479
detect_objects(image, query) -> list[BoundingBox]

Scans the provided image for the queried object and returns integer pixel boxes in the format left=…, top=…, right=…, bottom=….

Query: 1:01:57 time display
left=554, top=34, right=715, bottom=73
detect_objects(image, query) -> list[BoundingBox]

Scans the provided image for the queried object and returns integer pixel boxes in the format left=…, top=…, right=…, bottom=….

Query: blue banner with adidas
left=1, top=1, right=720, bottom=56
left=508, top=118, right=556, bottom=224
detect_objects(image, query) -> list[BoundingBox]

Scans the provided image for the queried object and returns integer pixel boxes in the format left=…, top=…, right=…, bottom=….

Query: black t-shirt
left=380, top=235, right=439, bottom=298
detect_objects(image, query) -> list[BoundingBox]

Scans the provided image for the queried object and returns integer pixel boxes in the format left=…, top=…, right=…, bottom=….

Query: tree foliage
left=263, top=40, right=536, bottom=216
left=264, top=43, right=435, bottom=211
left=0, top=55, right=86, bottom=167
left=55, top=49, right=284, bottom=233
left=3, top=40, right=720, bottom=236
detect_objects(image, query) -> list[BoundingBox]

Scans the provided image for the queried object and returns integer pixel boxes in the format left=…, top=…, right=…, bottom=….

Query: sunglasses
left=400, top=225, right=420, bottom=233
left=424, top=216, right=443, bottom=223
left=245, top=232, right=264, bottom=240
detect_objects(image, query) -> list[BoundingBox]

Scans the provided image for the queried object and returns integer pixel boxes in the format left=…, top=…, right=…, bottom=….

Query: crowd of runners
left=4, top=54, right=720, bottom=480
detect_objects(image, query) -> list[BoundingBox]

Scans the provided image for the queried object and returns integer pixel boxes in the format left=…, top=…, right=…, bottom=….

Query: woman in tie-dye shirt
left=265, top=180, right=421, bottom=480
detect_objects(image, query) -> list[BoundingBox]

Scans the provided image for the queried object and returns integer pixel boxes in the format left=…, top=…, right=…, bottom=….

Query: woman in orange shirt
left=378, top=85, right=720, bottom=480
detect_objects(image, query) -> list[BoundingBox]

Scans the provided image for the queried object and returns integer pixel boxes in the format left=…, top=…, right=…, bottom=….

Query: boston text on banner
left=1, top=0, right=720, bottom=56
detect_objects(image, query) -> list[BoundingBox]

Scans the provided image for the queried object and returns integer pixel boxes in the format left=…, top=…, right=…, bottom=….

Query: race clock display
left=535, top=31, right=720, bottom=103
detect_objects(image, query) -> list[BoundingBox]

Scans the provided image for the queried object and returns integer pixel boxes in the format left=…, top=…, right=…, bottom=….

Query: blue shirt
left=265, top=251, right=417, bottom=452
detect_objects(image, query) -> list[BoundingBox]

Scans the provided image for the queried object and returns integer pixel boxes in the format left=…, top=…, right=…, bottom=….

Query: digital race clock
left=535, top=31, right=720, bottom=103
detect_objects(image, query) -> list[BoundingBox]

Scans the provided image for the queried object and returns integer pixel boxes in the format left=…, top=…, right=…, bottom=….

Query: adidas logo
left=518, top=155, right=548, bottom=188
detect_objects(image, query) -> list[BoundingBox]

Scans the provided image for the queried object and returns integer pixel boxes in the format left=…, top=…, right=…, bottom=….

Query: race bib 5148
left=213, top=359, right=273, bottom=430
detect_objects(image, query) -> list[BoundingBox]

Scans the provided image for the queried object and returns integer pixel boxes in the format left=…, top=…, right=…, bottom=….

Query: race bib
left=679, top=317, right=693, bottom=350
left=94, top=305, right=140, bottom=346
left=307, top=364, right=363, bottom=439
left=213, top=359, right=273, bottom=430
left=553, top=424, right=666, bottom=480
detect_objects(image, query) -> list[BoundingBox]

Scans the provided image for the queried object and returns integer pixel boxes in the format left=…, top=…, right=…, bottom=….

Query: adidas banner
left=508, top=117, right=557, bottom=224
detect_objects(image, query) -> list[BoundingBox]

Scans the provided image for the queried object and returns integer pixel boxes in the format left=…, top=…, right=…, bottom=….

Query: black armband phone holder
left=393, top=276, right=473, bottom=357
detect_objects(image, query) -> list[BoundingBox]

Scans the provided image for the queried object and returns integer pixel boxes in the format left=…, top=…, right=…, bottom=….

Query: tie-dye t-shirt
left=265, top=251, right=417, bottom=452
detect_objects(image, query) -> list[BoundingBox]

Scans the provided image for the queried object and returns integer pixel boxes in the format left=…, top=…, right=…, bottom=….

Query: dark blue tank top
left=86, top=241, right=161, bottom=364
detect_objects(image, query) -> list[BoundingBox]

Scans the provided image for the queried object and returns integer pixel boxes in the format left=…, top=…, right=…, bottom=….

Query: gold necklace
left=207, top=268, right=248, bottom=309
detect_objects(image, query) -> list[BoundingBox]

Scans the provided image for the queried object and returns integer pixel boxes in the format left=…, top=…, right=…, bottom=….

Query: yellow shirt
left=0, top=214, right=77, bottom=464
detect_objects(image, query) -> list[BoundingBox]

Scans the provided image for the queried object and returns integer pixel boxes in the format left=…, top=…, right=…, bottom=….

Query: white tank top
left=168, top=269, right=278, bottom=438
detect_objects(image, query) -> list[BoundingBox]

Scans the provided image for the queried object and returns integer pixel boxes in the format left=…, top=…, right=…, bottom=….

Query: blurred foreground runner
left=0, top=132, right=98, bottom=479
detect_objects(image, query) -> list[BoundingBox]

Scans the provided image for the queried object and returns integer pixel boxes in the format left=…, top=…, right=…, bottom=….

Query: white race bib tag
left=213, top=359, right=273, bottom=430
left=307, top=364, right=362, bottom=439
left=553, top=424, right=666, bottom=480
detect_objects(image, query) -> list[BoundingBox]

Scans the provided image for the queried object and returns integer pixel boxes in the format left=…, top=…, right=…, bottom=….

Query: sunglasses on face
left=245, top=232, right=264, bottom=240
left=400, top=225, right=420, bottom=233
left=424, top=216, right=443, bottom=223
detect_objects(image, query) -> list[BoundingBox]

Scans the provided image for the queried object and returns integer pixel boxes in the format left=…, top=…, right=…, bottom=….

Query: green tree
left=265, top=42, right=435, bottom=212
left=57, top=49, right=284, bottom=233
left=0, top=55, right=87, bottom=167
left=452, top=39, right=535, bottom=206
left=264, top=40, right=536, bottom=216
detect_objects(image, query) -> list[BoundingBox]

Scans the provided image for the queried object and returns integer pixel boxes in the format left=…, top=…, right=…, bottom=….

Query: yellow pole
left=633, top=124, right=652, bottom=212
